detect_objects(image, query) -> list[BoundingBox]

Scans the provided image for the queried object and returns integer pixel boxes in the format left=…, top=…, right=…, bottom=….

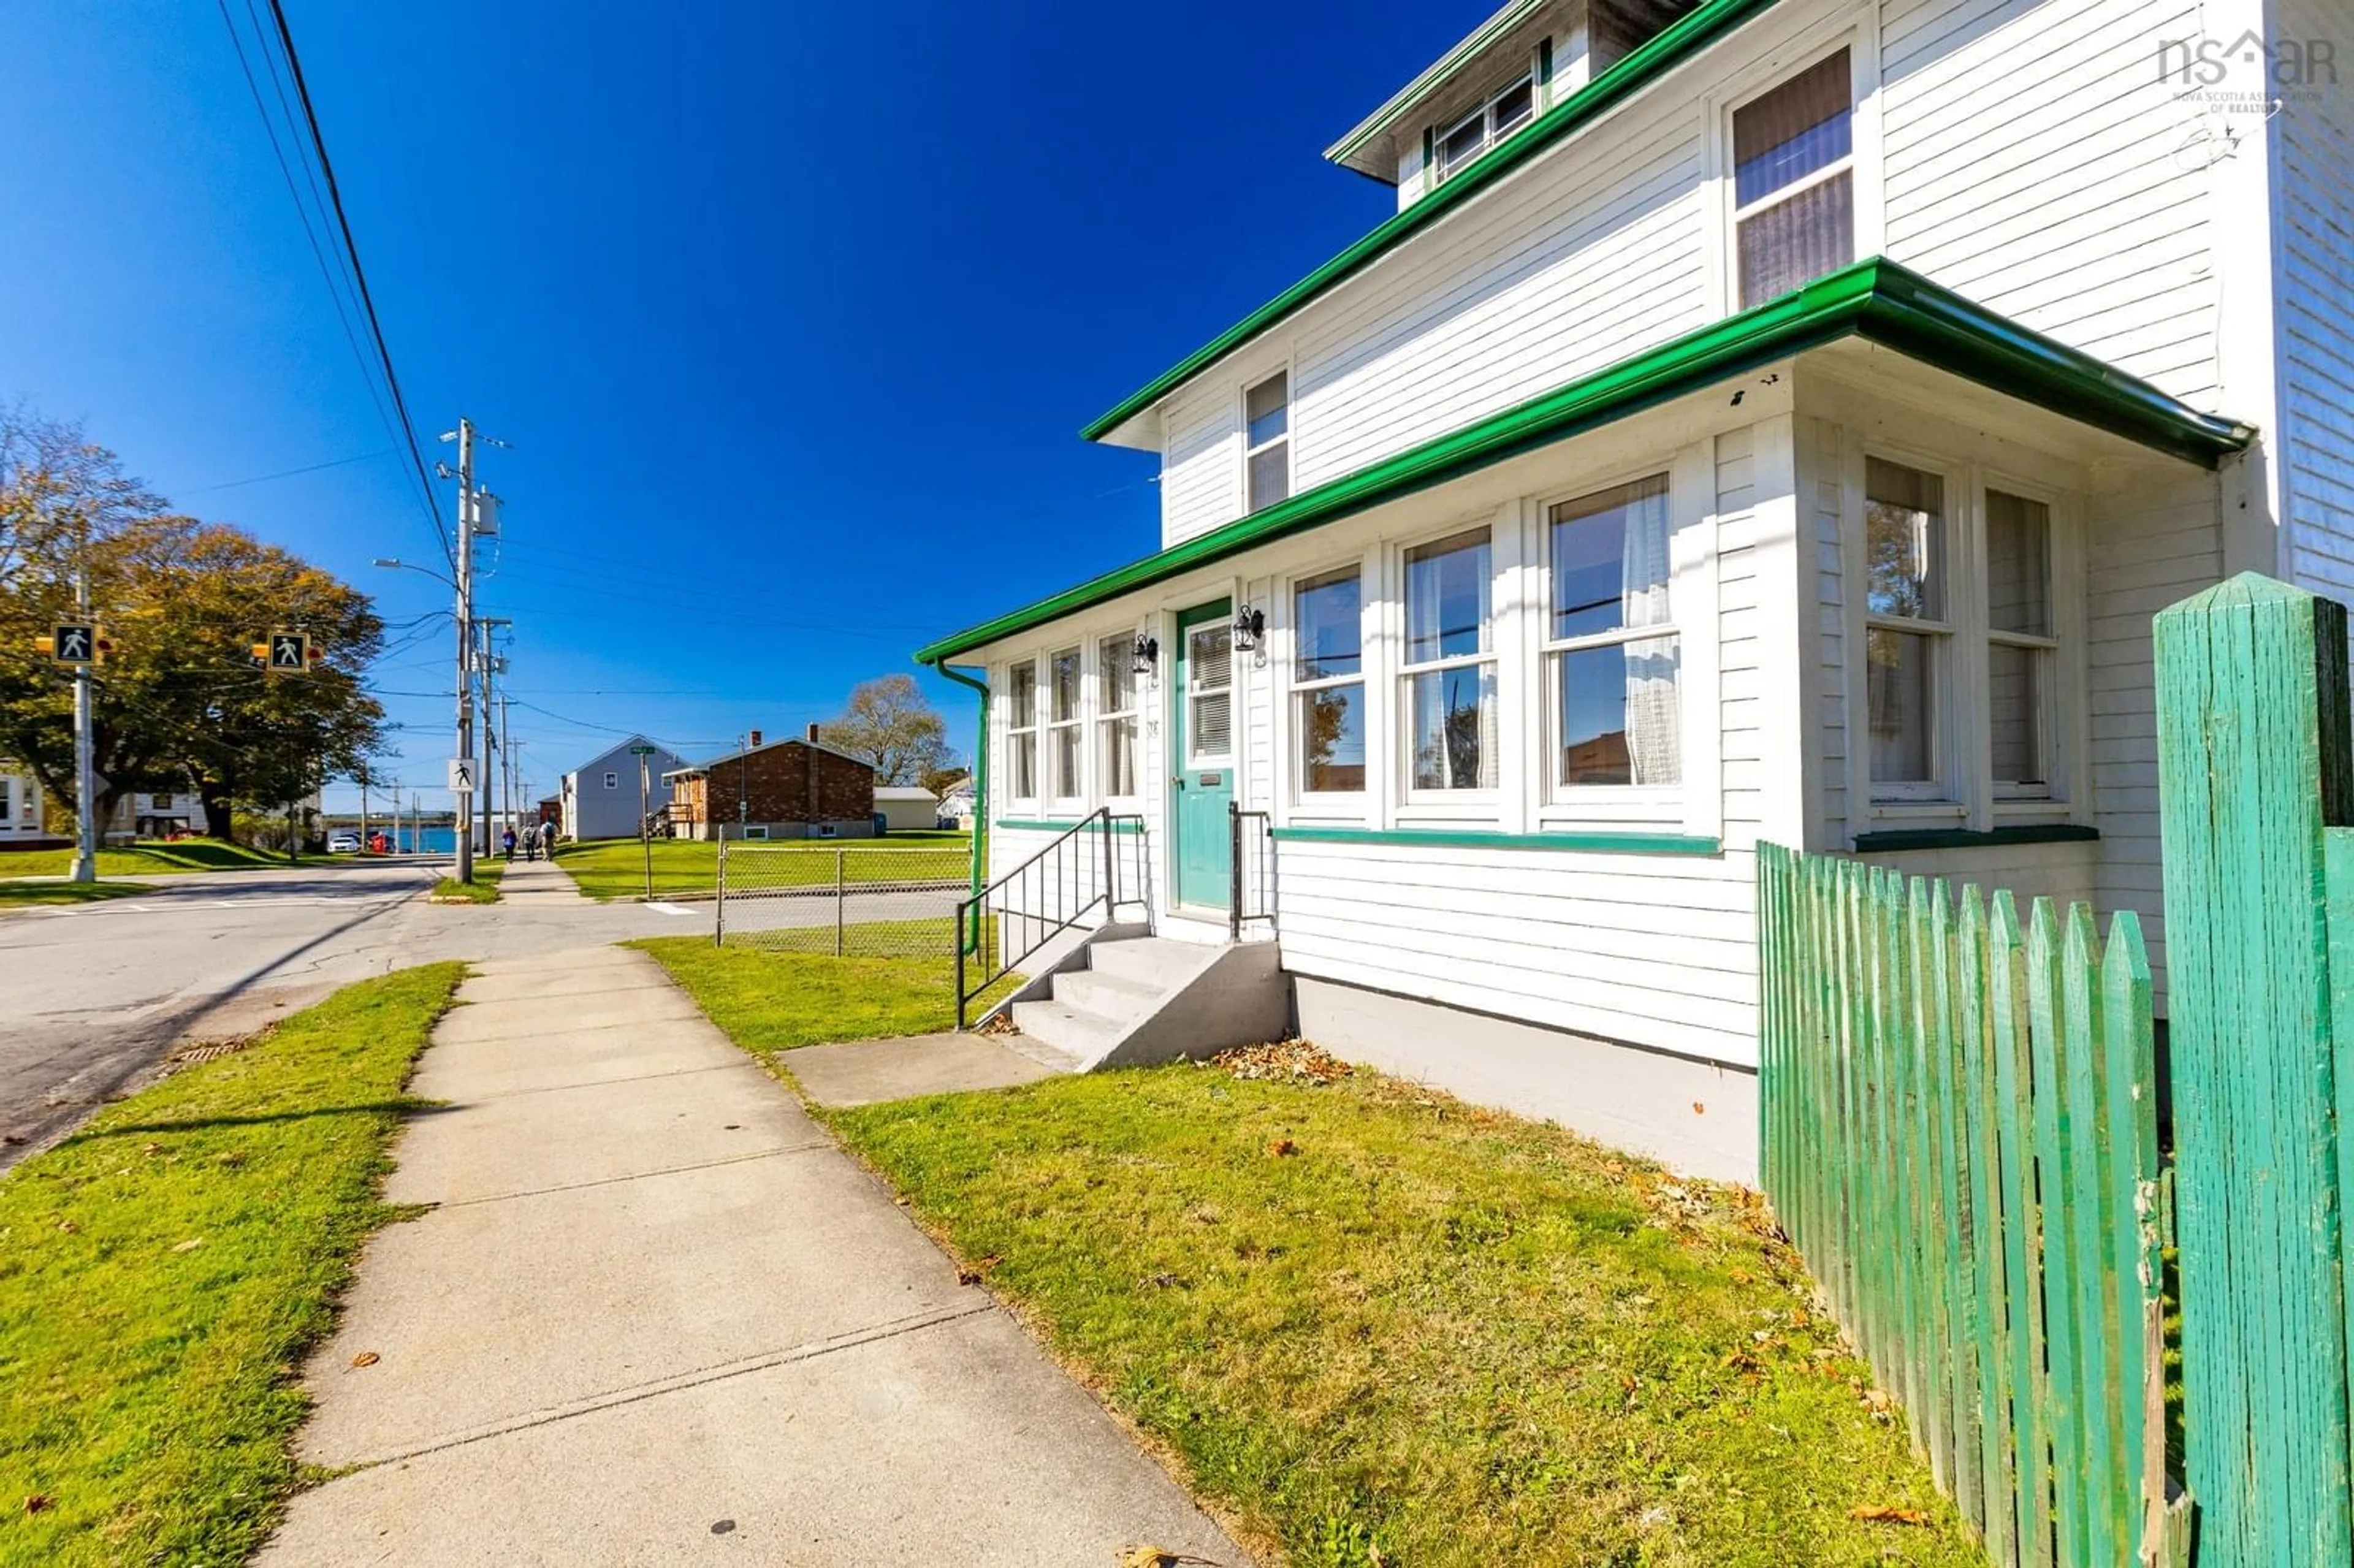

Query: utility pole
left=500, top=695, right=514, bottom=846
left=475, top=618, right=511, bottom=854
left=450, top=419, right=476, bottom=885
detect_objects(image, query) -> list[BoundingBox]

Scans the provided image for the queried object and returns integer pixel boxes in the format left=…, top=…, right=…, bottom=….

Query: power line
left=195, top=446, right=397, bottom=492
left=259, top=0, right=451, bottom=565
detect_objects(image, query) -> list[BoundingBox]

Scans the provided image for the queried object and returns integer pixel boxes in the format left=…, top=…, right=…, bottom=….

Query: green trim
left=928, top=659, right=989, bottom=954
left=1271, top=826, right=1721, bottom=855
left=994, top=816, right=1146, bottom=835
left=918, top=258, right=2253, bottom=664
left=1851, top=823, right=2101, bottom=853
left=1092, top=0, right=1787, bottom=443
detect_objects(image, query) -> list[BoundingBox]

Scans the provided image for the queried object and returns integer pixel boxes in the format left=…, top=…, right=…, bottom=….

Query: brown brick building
left=663, top=726, right=877, bottom=840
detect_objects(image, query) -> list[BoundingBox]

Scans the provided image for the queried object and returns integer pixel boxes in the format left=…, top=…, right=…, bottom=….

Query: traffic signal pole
left=70, top=563, right=96, bottom=885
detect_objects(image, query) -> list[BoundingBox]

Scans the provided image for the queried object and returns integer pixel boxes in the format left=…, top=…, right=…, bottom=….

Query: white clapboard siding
left=1881, top=0, right=2220, bottom=407
left=1795, top=416, right=1848, bottom=847
left=2272, top=0, right=2354, bottom=603
left=1160, top=378, right=1245, bottom=547
left=2085, top=469, right=2223, bottom=1005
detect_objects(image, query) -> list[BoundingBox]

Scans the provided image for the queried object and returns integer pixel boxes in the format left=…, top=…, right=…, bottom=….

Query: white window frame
left=1978, top=471, right=2076, bottom=811
left=1432, top=66, right=1541, bottom=183
left=1242, top=367, right=1292, bottom=513
left=742, top=824, right=770, bottom=841
left=1286, top=561, right=1370, bottom=804
left=604, top=771, right=619, bottom=790
left=1536, top=466, right=1684, bottom=811
left=1046, top=644, right=1084, bottom=804
left=1859, top=449, right=1964, bottom=806
left=1396, top=522, right=1501, bottom=805
left=1004, top=657, right=1040, bottom=805
left=1095, top=631, right=1142, bottom=802
left=1181, top=617, right=1238, bottom=772
left=1706, top=25, right=1883, bottom=318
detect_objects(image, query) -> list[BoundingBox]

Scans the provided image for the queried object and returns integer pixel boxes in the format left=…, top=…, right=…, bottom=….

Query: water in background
left=378, top=826, right=459, bottom=854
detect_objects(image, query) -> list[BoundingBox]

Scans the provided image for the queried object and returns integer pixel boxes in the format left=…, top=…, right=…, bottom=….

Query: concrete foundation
left=1291, top=975, right=1759, bottom=1186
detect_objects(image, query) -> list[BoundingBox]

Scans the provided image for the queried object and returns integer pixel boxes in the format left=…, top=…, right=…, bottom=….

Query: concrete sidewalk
left=492, top=851, right=587, bottom=905
left=260, top=946, right=1244, bottom=1567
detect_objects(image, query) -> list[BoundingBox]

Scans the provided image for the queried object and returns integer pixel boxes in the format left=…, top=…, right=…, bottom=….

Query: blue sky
left=2, top=1, right=1480, bottom=812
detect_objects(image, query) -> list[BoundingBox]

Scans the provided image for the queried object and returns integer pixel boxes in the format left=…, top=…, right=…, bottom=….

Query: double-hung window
left=1732, top=49, right=1854, bottom=308
left=1864, top=458, right=1951, bottom=798
left=1436, top=74, right=1537, bottom=181
left=1545, top=475, right=1680, bottom=789
left=1246, top=372, right=1290, bottom=511
left=1986, top=490, right=2059, bottom=799
left=604, top=772, right=618, bottom=790
left=1402, top=528, right=1497, bottom=792
left=1046, top=646, right=1082, bottom=802
left=1006, top=660, right=1039, bottom=801
left=1097, top=634, right=1139, bottom=797
left=1292, top=568, right=1365, bottom=794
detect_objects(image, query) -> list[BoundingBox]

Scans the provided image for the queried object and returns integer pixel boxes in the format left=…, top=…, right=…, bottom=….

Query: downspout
left=929, top=658, right=988, bottom=954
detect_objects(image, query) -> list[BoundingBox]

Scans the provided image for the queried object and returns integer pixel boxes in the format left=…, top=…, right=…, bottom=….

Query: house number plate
left=1198, top=772, right=1222, bottom=786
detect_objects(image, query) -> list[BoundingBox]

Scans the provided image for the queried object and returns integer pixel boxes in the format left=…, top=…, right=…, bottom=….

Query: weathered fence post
left=2155, top=572, right=2354, bottom=1564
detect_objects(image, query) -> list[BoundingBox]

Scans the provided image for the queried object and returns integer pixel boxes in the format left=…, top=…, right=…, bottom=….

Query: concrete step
left=1010, top=999, right=1125, bottom=1062
left=1084, top=936, right=1213, bottom=989
left=997, top=1030, right=1088, bottom=1074
left=1049, top=967, right=1164, bottom=1026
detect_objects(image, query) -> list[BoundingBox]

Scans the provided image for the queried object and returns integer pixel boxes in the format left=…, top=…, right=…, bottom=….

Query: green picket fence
left=1757, top=843, right=2184, bottom=1566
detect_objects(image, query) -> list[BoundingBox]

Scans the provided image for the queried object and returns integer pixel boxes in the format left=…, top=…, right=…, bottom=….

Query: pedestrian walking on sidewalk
left=501, top=826, right=517, bottom=861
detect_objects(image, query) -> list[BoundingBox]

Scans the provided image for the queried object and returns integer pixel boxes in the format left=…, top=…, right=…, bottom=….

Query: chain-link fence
left=714, top=841, right=972, bottom=957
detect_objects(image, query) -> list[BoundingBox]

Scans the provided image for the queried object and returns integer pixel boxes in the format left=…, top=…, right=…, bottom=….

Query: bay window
left=1097, top=633, right=1139, bottom=797
left=1006, top=660, right=1039, bottom=801
left=1732, top=49, right=1854, bottom=308
left=1047, top=645, right=1082, bottom=801
left=1545, top=475, right=1680, bottom=789
left=1402, top=528, right=1496, bottom=792
left=1864, top=458, right=1950, bottom=798
left=1986, top=490, right=2058, bottom=799
left=1292, top=567, right=1365, bottom=794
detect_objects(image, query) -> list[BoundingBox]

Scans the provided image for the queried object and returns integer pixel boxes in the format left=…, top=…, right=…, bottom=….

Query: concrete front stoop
left=1009, top=934, right=1289, bottom=1070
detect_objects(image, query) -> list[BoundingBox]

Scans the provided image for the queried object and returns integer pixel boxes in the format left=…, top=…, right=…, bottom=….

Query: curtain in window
left=1619, top=480, right=1679, bottom=785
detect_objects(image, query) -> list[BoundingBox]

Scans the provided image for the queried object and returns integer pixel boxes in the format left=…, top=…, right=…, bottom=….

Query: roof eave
left=932, top=258, right=2252, bottom=666
left=1083, top=0, right=1789, bottom=446
left=1323, top=0, right=1554, bottom=172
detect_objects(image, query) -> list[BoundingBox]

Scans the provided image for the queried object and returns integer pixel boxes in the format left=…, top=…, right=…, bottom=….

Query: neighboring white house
left=918, top=0, right=2351, bottom=1182
left=874, top=785, right=942, bottom=832
left=560, top=736, right=690, bottom=842
left=0, top=765, right=59, bottom=849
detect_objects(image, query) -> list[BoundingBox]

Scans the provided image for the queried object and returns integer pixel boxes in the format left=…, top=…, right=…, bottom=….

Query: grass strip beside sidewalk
left=631, top=937, right=967, bottom=1048
left=429, top=857, right=506, bottom=903
left=0, top=962, right=467, bottom=1565
left=831, top=1070, right=1977, bottom=1567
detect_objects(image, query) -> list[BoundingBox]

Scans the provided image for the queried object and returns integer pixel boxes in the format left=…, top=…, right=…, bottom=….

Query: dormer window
left=1246, top=371, right=1290, bottom=510
left=1436, top=73, right=1537, bottom=181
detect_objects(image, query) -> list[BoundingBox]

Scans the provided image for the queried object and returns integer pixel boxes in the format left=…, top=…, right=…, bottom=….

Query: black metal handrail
left=1230, top=805, right=1274, bottom=942
left=954, top=809, right=1145, bottom=1029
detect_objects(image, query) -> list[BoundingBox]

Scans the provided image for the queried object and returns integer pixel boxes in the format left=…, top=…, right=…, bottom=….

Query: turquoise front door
left=1171, top=599, right=1235, bottom=912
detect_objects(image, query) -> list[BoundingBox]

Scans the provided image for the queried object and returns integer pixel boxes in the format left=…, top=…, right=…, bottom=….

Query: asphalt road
left=0, top=859, right=702, bottom=1169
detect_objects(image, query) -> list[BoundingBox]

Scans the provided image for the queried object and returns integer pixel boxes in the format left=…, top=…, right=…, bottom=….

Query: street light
left=373, top=557, right=455, bottom=589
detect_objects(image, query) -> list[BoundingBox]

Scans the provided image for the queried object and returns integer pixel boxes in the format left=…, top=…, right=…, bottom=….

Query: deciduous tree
left=816, top=674, right=952, bottom=786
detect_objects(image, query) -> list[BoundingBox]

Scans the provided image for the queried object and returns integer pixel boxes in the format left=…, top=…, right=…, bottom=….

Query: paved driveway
left=0, top=858, right=704, bottom=1167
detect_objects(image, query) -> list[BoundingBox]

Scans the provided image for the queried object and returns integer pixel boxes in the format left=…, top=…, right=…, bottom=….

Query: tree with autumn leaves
left=0, top=408, right=386, bottom=839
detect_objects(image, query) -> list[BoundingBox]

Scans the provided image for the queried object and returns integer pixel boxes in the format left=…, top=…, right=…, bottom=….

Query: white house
left=0, top=765, right=59, bottom=849
left=918, top=0, right=2351, bottom=1181
left=560, top=736, right=689, bottom=842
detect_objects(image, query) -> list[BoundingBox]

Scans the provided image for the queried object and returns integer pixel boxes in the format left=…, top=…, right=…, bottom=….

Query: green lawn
left=653, top=952, right=1973, bottom=1567
left=631, top=937, right=975, bottom=1048
left=556, top=832, right=972, bottom=901
left=0, top=963, right=467, bottom=1566
left=427, top=857, right=506, bottom=904
left=0, top=881, right=154, bottom=909
left=0, top=840, right=340, bottom=879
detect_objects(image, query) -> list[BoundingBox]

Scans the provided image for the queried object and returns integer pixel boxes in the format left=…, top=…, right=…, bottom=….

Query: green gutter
left=1083, top=0, right=1787, bottom=443
left=918, top=257, right=2253, bottom=664
left=928, top=659, right=989, bottom=954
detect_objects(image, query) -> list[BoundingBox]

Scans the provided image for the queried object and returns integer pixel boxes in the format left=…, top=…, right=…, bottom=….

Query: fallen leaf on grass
left=1118, top=1547, right=1222, bottom=1567
left=170, top=1238, right=202, bottom=1254
left=1268, top=1139, right=1297, bottom=1157
left=1849, top=1505, right=1930, bottom=1526
left=25, top=1495, right=53, bottom=1515
left=956, top=1254, right=1002, bottom=1287
left=1211, top=1040, right=1350, bottom=1085
left=351, top=1352, right=380, bottom=1369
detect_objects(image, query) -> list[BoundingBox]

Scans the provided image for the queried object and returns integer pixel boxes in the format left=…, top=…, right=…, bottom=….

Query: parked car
left=326, top=830, right=362, bottom=854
